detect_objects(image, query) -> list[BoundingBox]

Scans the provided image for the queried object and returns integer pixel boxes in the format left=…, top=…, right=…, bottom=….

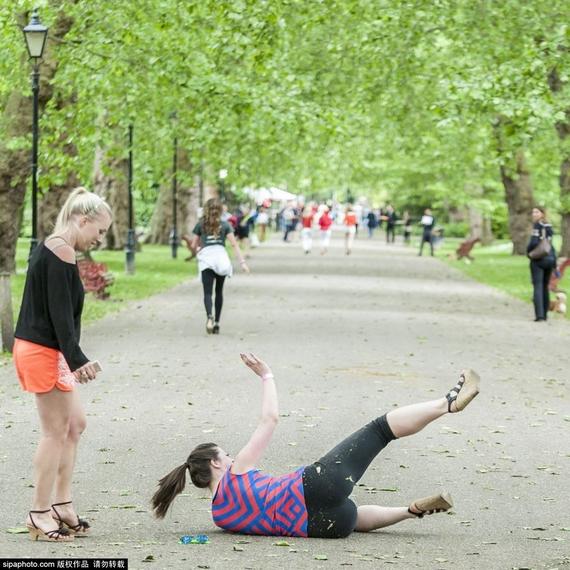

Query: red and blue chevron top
left=211, top=467, right=308, bottom=537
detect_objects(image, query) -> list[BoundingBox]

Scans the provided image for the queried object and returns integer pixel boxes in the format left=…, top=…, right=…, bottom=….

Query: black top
left=193, top=220, right=233, bottom=248
left=15, top=243, right=88, bottom=372
left=385, top=211, right=398, bottom=226
left=527, top=221, right=554, bottom=254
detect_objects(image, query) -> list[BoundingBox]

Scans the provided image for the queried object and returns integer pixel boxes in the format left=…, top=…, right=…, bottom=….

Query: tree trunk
left=93, top=142, right=129, bottom=250
left=548, top=68, right=570, bottom=257
left=0, top=272, right=14, bottom=352
left=494, top=118, right=535, bottom=255
left=147, top=150, right=196, bottom=244
left=467, top=186, right=494, bottom=245
left=38, top=144, right=81, bottom=240
left=0, top=8, right=75, bottom=351
left=499, top=150, right=535, bottom=255
left=481, top=216, right=494, bottom=245
left=560, top=156, right=570, bottom=258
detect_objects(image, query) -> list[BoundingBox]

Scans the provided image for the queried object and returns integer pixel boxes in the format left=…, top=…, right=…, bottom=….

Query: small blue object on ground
left=179, top=534, right=210, bottom=544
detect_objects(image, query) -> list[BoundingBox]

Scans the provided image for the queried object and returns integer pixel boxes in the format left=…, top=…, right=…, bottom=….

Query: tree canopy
left=1, top=0, right=569, bottom=245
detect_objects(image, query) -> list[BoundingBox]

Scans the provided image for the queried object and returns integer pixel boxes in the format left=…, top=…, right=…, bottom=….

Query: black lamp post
left=170, top=113, right=179, bottom=259
left=125, top=124, right=136, bottom=274
left=219, top=168, right=228, bottom=202
left=22, top=9, right=48, bottom=257
left=198, top=157, right=204, bottom=207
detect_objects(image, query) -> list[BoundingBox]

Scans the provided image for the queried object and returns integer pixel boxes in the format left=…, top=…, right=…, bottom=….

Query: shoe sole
left=413, top=491, right=454, bottom=513
left=456, top=369, right=480, bottom=411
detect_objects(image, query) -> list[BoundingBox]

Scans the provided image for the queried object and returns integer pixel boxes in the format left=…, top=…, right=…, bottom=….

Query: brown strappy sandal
left=51, top=501, right=91, bottom=536
left=445, top=369, right=481, bottom=413
left=408, top=492, right=454, bottom=518
left=27, top=509, right=74, bottom=542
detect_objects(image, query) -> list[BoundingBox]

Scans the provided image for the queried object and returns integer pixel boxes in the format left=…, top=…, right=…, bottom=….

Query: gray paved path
left=1, top=233, right=568, bottom=569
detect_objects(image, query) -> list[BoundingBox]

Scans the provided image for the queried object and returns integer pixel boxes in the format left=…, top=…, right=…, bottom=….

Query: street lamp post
left=22, top=9, right=48, bottom=257
left=125, top=124, right=136, bottom=274
left=198, top=157, right=204, bottom=207
left=168, top=112, right=179, bottom=259
left=219, top=168, right=228, bottom=202
left=170, top=124, right=178, bottom=259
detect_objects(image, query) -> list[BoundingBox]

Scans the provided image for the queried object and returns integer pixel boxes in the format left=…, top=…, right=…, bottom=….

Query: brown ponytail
left=151, top=443, right=219, bottom=519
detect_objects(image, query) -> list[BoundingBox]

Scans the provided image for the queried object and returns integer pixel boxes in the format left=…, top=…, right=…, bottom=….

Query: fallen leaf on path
left=6, top=527, right=28, bottom=534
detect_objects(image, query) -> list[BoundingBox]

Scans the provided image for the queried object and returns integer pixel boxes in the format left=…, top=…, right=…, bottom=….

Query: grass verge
left=436, top=237, right=569, bottom=320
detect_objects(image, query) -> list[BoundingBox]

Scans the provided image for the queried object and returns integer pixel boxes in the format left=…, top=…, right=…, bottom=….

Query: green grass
left=436, top=236, right=569, bottom=319
left=9, top=239, right=197, bottom=326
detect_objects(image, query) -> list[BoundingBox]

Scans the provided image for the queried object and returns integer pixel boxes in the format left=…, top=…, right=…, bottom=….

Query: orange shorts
left=13, top=339, right=76, bottom=393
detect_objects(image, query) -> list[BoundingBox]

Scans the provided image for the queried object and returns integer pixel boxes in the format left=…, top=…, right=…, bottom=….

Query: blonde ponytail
left=53, top=187, right=112, bottom=234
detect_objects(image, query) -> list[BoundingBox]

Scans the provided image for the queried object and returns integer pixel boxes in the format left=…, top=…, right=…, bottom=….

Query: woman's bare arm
left=232, top=354, right=277, bottom=473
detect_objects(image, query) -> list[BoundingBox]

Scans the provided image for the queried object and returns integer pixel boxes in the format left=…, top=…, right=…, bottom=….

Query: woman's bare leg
left=52, top=390, right=87, bottom=523
left=28, top=389, right=73, bottom=530
left=355, top=506, right=415, bottom=532
left=386, top=398, right=448, bottom=438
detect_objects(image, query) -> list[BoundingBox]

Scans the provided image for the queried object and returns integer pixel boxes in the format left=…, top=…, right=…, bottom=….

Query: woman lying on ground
left=152, top=354, right=480, bottom=538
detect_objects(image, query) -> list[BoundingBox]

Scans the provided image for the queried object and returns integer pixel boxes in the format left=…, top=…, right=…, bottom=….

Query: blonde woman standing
left=13, top=187, right=112, bottom=541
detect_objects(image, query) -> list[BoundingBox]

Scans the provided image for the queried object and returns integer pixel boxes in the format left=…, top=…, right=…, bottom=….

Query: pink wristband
left=261, top=373, right=274, bottom=382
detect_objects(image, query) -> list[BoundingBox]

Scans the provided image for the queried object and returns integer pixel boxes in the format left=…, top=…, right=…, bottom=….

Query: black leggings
left=419, top=233, right=433, bottom=256
left=530, top=260, right=553, bottom=320
left=303, top=414, right=397, bottom=538
left=201, top=269, right=226, bottom=321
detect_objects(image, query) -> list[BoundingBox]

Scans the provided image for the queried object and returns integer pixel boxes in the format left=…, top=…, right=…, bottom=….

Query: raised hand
left=240, top=353, right=272, bottom=379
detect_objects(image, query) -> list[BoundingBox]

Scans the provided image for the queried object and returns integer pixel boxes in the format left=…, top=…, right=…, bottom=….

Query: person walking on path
left=13, top=187, right=112, bottom=542
left=527, top=206, right=556, bottom=322
left=366, top=209, right=378, bottom=239
left=344, top=205, right=357, bottom=255
left=301, top=206, right=314, bottom=254
left=403, top=211, right=412, bottom=245
left=152, top=353, right=480, bottom=539
left=256, top=207, right=269, bottom=243
left=318, top=206, right=333, bottom=255
left=418, top=208, right=436, bottom=256
left=190, top=199, right=250, bottom=335
left=282, top=204, right=297, bottom=242
left=383, top=205, right=398, bottom=244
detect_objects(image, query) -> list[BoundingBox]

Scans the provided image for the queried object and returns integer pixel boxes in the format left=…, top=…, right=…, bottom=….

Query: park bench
left=77, top=256, right=114, bottom=300
left=455, top=237, right=481, bottom=261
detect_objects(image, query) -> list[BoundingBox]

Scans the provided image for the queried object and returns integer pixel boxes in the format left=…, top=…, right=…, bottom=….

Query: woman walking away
left=527, top=206, right=556, bottom=322
left=319, top=206, right=333, bottom=255
left=152, top=354, right=480, bottom=539
left=344, top=205, right=357, bottom=255
left=301, top=206, right=314, bottom=254
left=190, top=198, right=250, bottom=335
left=13, top=187, right=112, bottom=541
